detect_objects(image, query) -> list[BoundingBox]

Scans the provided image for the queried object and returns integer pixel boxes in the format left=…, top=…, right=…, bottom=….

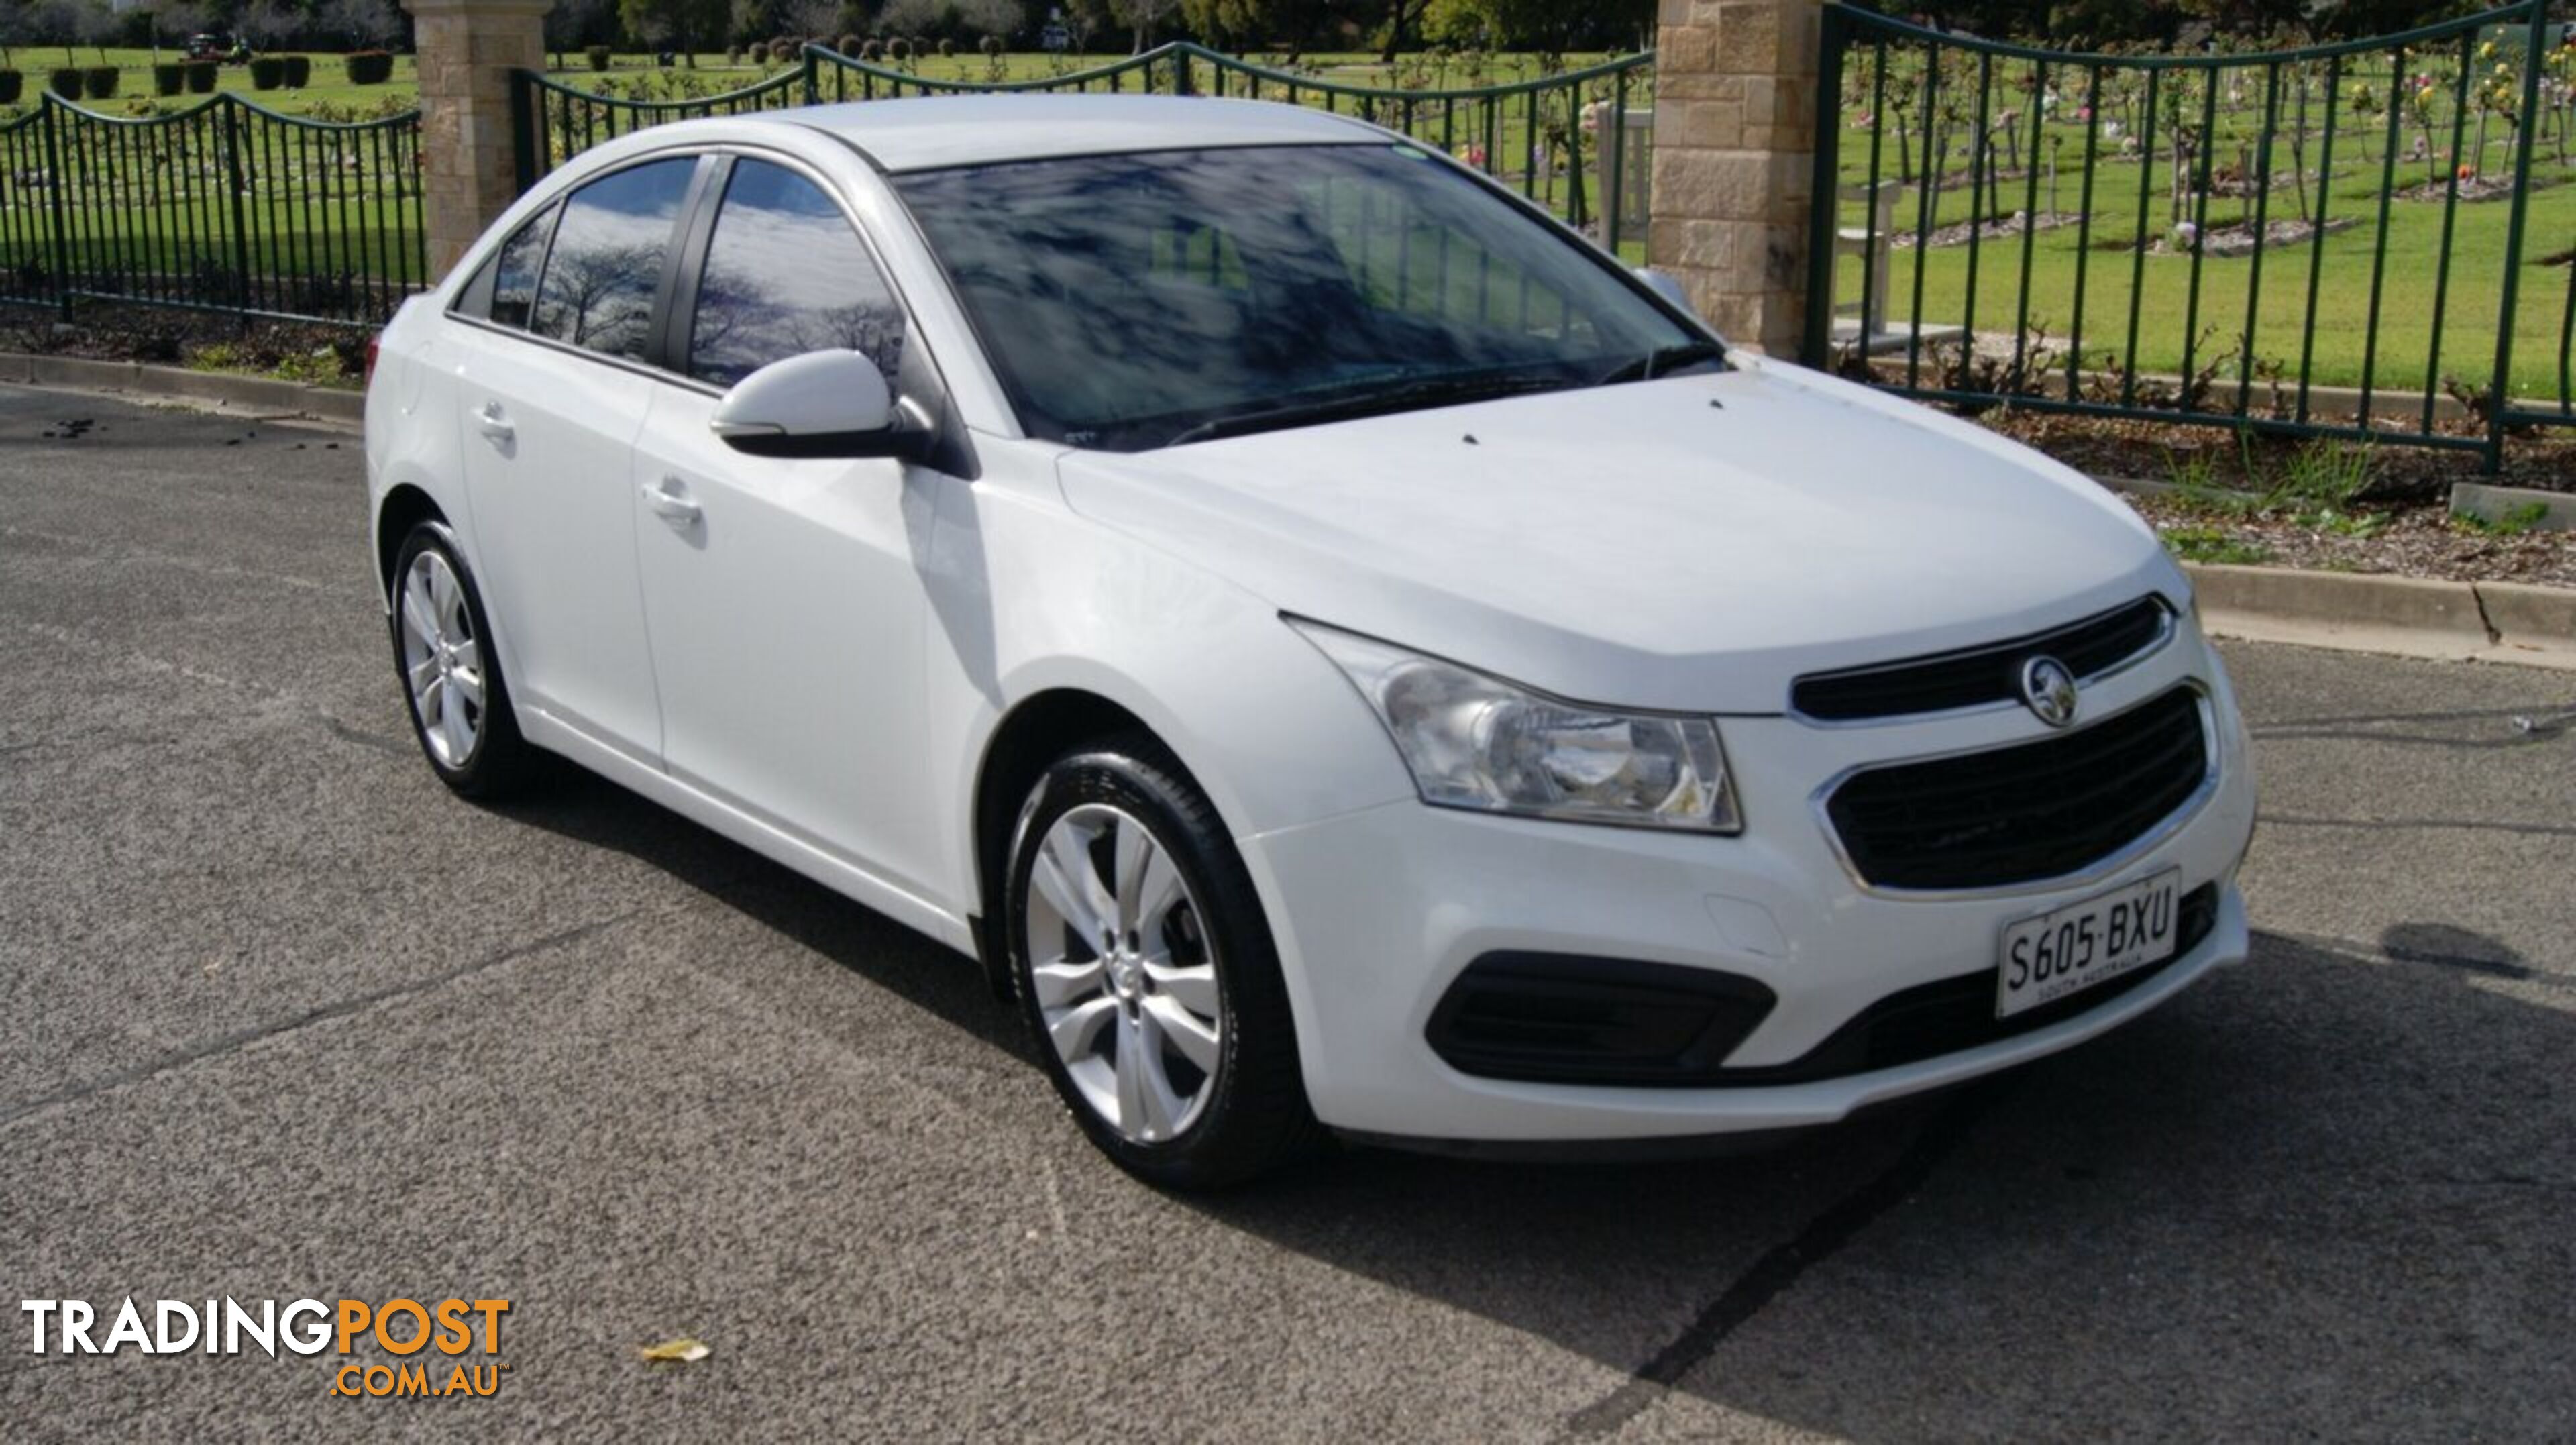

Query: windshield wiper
left=1595, top=340, right=1728, bottom=386
left=1167, top=372, right=1582, bottom=447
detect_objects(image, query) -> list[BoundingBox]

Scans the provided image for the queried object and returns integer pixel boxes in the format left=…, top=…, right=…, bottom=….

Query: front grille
left=1792, top=597, right=2171, bottom=722
left=1705, top=883, right=2220, bottom=1086
left=1825, top=686, right=2210, bottom=891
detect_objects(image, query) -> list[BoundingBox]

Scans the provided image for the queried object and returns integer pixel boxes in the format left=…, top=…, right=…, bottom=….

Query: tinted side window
left=687, top=160, right=904, bottom=388
left=478, top=201, right=557, bottom=329
left=532, top=158, right=696, bottom=361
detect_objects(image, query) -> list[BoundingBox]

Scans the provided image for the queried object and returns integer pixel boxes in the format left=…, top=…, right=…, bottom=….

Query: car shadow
left=490, top=770, right=2575, bottom=1437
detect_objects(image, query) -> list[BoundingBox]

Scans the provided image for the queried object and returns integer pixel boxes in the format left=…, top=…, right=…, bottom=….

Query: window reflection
left=533, top=158, right=694, bottom=362
left=485, top=201, right=557, bottom=330
left=688, top=160, right=906, bottom=389
left=896, top=145, right=1688, bottom=451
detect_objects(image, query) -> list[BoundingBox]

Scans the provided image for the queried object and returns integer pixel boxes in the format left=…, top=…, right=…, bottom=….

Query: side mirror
left=1633, top=266, right=1694, bottom=315
left=710, top=350, right=907, bottom=459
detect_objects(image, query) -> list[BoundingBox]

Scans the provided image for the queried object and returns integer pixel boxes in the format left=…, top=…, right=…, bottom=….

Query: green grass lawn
left=1836, top=145, right=2576, bottom=407
left=1825, top=33, right=2576, bottom=407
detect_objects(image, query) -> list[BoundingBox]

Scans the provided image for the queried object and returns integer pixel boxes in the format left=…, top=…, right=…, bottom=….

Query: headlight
left=1291, top=620, right=1740, bottom=833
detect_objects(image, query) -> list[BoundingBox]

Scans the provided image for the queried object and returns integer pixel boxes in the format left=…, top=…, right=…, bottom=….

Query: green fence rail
left=513, top=42, right=1656, bottom=254
left=1802, top=0, right=2571, bottom=470
left=0, top=92, right=425, bottom=328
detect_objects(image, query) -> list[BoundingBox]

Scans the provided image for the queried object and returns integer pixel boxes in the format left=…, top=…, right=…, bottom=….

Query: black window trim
left=437, top=138, right=976, bottom=478
left=661, top=142, right=978, bottom=478
left=441, top=146, right=714, bottom=385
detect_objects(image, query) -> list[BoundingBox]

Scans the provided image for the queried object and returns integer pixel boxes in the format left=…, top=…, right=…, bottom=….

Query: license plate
left=1996, top=869, right=2182, bottom=1019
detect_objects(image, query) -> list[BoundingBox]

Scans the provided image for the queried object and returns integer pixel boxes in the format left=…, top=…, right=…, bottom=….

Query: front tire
left=1006, top=738, right=1319, bottom=1188
left=388, top=521, right=539, bottom=799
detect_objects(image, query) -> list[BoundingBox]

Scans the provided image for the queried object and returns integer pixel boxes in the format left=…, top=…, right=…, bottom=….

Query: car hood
left=1055, top=360, right=2181, bottom=714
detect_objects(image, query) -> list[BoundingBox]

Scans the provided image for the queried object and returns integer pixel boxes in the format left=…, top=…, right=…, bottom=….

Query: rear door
left=447, top=154, right=707, bottom=763
left=629, top=155, right=942, bottom=895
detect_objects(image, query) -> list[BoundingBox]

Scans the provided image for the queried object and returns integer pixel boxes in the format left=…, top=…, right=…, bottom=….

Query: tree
left=1375, top=0, right=1419, bottom=62
left=878, top=0, right=945, bottom=36
left=1112, top=0, right=1178, bottom=54
left=72, top=0, right=123, bottom=62
left=620, top=0, right=729, bottom=62
left=778, top=0, right=843, bottom=38
left=321, top=0, right=406, bottom=50
left=1421, top=0, right=1652, bottom=52
left=548, top=0, right=616, bottom=64
left=235, top=0, right=301, bottom=52
left=953, top=0, right=1022, bottom=44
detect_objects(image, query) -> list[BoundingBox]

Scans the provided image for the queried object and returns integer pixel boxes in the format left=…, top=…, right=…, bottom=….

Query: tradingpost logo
left=23, top=1297, right=513, bottom=1399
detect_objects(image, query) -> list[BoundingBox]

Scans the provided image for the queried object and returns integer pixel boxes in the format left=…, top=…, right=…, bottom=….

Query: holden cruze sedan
left=366, top=95, right=2256, bottom=1187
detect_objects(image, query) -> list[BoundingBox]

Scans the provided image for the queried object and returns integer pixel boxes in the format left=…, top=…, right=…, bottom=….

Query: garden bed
left=1892, top=211, right=2085, bottom=248
left=2151, top=215, right=2357, bottom=258
left=1972, top=408, right=2576, bottom=587
left=0, top=301, right=365, bottom=388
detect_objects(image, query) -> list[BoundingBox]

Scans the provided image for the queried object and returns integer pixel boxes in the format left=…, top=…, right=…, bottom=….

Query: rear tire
left=388, top=521, right=540, bottom=800
left=1006, top=737, right=1320, bottom=1188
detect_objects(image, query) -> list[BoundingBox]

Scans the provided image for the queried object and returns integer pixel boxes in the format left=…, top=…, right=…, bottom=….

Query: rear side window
left=532, top=158, right=696, bottom=362
left=686, top=159, right=904, bottom=388
left=455, top=200, right=557, bottom=328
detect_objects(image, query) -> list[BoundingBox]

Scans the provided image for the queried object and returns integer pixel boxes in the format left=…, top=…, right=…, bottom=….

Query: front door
left=629, top=157, right=941, bottom=895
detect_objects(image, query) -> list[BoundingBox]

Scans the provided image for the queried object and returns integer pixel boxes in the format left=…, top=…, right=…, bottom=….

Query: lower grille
left=1426, top=953, right=1774, bottom=1085
left=1825, top=686, right=2212, bottom=891
left=1705, top=882, right=2220, bottom=1085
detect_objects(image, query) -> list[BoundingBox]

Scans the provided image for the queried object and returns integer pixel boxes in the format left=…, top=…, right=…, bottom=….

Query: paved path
left=3, top=386, right=2571, bottom=1440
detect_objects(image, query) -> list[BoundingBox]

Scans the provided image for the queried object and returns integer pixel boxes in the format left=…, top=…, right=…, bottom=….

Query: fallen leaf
left=639, top=1338, right=710, bottom=1364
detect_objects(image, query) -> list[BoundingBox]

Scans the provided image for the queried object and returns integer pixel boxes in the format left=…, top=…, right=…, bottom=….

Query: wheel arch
left=967, top=687, right=1234, bottom=999
left=374, top=482, right=446, bottom=604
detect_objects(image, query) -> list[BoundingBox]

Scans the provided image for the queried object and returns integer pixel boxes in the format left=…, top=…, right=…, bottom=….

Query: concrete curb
left=2451, top=480, right=2576, bottom=533
left=1, top=351, right=362, bottom=427
left=2184, top=562, right=2576, bottom=670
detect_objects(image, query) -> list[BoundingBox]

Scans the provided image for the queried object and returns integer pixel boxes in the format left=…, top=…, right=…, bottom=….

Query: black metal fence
left=513, top=42, right=1656, bottom=255
left=0, top=93, right=425, bottom=328
left=1803, top=0, right=2571, bottom=470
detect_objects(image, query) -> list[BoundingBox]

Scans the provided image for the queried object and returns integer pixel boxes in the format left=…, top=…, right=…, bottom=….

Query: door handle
left=476, top=401, right=515, bottom=445
left=642, top=476, right=702, bottom=527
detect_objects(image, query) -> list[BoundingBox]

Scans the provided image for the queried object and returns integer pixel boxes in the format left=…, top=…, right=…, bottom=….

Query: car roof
left=743, top=93, right=1385, bottom=173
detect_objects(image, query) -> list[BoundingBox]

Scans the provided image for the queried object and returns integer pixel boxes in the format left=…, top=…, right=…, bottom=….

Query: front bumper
left=1235, top=630, right=2257, bottom=1144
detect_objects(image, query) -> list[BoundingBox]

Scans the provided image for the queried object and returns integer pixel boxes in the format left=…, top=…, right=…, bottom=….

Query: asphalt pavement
left=3, top=384, right=2572, bottom=1440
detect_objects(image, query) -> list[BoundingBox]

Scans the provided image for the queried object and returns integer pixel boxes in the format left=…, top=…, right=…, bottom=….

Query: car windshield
left=893, top=144, right=1710, bottom=451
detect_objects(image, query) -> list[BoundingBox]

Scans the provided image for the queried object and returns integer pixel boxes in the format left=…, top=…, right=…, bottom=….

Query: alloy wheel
left=1022, top=802, right=1225, bottom=1143
left=398, top=549, right=485, bottom=769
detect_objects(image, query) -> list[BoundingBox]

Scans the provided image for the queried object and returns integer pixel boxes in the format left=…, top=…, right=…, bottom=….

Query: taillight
left=364, top=335, right=381, bottom=388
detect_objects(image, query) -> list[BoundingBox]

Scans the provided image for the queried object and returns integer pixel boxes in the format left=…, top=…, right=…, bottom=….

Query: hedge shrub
left=249, top=56, right=286, bottom=90
left=584, top=44, right=612, bottom=70
left=282, top=54, right=311, bottom=87
left=48, top=68, right=85, bottom=100
left=154, top=62, right=186, bottom=95
left=0, top=70, right=23, bottom=105
left=767, top=38, right=795, bottom=61
left=185, top=60, right=218, bottom=93
left=345, top=50, right=395, bottom=85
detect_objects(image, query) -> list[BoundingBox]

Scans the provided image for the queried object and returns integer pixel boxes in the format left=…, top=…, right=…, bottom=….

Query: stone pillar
left=404, top=0, right=553, bottom=280
left=1647, top=0, right=1823, bottom=356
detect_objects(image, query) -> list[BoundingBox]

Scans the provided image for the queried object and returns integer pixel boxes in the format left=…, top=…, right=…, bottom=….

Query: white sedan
left=364, top=95, right=2257, bottom=1186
